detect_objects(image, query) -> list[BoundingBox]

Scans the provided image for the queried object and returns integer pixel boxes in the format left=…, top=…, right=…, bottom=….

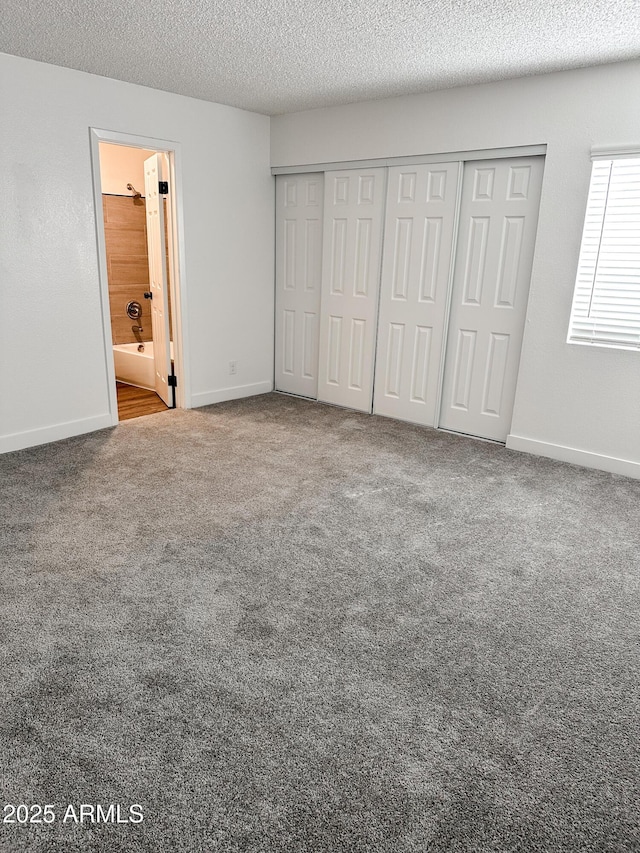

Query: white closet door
left=374, top=163, right=461, bottom=426
left=439, top=156, right=544, bottom=442
left=317, top=169, right=386, bottom=412
left=275, top=174, right=324, bottom=398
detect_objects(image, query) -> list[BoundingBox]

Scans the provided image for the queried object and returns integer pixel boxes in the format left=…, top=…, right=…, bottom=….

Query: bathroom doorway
left=90, top=129, right=188, bottom=422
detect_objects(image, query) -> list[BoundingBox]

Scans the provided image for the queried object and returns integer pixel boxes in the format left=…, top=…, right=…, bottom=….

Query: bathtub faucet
left=132, top=325, right=143, bottom=333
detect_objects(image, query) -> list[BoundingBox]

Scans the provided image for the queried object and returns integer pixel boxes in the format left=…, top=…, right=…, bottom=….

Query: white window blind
left=568, top=154, right=640, bottom=350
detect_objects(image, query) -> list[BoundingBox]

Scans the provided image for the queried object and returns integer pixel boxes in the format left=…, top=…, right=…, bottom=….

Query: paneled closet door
left=439, top=156, right=545, bottom=442
left=317, top=169, right=386, bottom=412
left=373, top=163, right=461, bottom=426
left=275, top=174, right=324, bottom=398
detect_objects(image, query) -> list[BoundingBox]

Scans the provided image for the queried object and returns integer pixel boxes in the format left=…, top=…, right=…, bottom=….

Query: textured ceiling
left=1, top=0, right=639, bottom=115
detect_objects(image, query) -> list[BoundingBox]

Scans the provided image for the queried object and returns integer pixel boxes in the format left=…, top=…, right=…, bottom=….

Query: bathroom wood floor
left=117, top=382, right=170, bottom=420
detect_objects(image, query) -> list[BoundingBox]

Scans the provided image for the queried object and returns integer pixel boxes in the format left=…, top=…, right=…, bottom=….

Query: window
left=568, top=150, right=640, bottom=350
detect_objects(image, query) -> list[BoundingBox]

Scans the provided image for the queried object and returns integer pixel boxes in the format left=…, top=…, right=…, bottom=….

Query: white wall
left=271, top=60, right=640, bottom=477
left=0, top=53, right=273, bottom=452
left=99, top=143, right=155, bottom=195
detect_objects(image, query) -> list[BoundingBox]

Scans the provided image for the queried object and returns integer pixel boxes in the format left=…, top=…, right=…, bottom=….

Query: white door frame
left=89, top=127, right=190, bottom=422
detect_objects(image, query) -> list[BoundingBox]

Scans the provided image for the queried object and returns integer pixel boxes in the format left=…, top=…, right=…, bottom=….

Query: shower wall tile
left=103, top=195, right=150, bottom=344
left=103, top=195, right=173, bottom=345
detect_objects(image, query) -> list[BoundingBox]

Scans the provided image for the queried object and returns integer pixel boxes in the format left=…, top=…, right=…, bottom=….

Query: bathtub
left=113, top=341, right=174, bottom=391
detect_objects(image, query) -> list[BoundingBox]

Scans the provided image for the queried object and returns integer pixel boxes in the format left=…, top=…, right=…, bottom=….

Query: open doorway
left=90, top=129, right=187, bottom=423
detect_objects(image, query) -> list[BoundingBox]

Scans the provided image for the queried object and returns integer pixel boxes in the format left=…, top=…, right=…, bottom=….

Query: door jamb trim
left=88, top=127, right=190, bottom=421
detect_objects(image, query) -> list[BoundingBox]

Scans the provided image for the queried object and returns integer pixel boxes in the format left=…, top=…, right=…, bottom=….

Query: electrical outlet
left=229, top=360, right=237, bottom=375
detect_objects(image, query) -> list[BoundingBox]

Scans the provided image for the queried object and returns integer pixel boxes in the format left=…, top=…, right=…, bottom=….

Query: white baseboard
left=0, top=414, right=115, bottom=455
left=190, top=380, right=273, bottom=408
left=506, top=434, right=640, bottom=479
left=1, top=382, right=273, bottom=453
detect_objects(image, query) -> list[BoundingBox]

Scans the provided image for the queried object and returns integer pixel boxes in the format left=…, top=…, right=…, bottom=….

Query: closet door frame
left=272, top=144, right=546, bottom=439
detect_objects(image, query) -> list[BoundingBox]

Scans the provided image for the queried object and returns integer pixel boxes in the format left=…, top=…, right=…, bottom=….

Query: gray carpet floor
left=1, top=392, right=639, bottom=852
